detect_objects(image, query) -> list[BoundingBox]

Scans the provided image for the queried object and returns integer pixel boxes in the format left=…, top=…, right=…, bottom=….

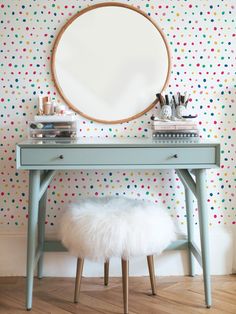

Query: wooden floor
left=0, top=276, right=236, bottom=314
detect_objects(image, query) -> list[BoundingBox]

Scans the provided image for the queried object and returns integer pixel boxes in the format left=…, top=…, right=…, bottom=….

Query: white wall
left=0, top=225, right=234, bottom=277
left=0, top=0, right=235, bottom=278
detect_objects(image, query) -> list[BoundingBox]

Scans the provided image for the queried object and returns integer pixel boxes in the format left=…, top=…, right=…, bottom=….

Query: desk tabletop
left=17, top=137, right=220, bottom=148
left=16, top=138, right=221, bottom=170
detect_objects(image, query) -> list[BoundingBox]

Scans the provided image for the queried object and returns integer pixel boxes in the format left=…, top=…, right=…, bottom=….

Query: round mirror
left=52, top=3, right=171, bottom=124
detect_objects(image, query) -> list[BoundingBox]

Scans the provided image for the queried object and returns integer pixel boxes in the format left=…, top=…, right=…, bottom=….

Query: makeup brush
left=172, top=95, right=176, bottom=107
left=159, top=93, right=166, bottom=106
left=184, top=91, right=187, bottom=103
left=185, top=94, right=191, bottom=106
left=165, top=95, right=170, bottom=106
left=177, top=92, right=181, bottom=106
left=156, top=93, right=161, bottom=102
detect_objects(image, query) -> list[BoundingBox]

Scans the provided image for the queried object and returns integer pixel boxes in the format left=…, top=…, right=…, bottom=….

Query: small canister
left=55, top=104, right=66, bottom=115
left=43, top=101, right=52, bottom=115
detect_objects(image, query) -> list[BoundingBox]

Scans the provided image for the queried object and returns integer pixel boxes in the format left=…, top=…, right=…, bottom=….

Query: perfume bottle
left=38, top=96, right=43, bottom=115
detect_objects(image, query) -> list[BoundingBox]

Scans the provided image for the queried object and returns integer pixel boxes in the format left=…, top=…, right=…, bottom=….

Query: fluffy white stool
left=60, top=196, right=176, bottom=314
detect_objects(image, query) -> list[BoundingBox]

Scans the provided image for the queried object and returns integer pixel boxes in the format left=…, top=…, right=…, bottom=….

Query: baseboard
left=232, top=226, right=236, bottom=274
left=0, top=226, right=234, bottom=277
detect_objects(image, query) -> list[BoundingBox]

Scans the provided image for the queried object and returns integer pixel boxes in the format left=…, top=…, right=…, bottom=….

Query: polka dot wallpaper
left=0, top=0, right=235, bottom=232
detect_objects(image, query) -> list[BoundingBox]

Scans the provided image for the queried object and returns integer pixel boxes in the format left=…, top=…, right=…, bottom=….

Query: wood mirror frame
left=51, top=2, right=171, bottom=124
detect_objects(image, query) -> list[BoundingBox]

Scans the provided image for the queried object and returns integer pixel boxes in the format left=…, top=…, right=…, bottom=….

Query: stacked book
left=152, top=120, right=199, bottom=139
left=29, top=115, right=78, bottom=139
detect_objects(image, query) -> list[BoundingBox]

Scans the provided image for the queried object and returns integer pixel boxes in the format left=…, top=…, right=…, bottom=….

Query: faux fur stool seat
left=60, top=196, right=175, bottom=314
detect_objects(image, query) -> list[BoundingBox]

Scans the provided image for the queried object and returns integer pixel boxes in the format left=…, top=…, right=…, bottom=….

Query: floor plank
left=0, top=276, right=235, bottom=314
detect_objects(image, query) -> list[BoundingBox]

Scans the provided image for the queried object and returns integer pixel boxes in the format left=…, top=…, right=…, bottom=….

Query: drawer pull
left=59, top=155, right=64, bottom=160
left=173, top=154, right=178, bottom=158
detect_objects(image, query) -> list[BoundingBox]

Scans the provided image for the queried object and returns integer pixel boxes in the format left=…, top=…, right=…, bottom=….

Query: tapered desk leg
left=26, top=170, right=40, bottom=310
left=195, top=169, right=211, bottom=308
left=185, top=187, right=195, bottom=277
left=37, top=173, right=47, bottom=279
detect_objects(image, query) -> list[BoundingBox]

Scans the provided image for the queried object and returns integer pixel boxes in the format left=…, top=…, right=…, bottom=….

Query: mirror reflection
left=52, top=3, right=171, bottom=123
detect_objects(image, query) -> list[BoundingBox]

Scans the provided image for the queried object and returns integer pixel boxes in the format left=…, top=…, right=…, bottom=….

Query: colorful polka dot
left=0, top=1, right=235, bottom=229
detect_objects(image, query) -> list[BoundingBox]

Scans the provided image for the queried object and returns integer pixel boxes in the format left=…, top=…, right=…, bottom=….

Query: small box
left=29, top=115, right=78, bottom=139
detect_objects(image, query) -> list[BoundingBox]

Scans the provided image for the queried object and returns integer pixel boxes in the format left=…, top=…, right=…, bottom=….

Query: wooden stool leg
left=147, top=255, right=157, bottom=295
left=74, top=258, right=84, bottom=303
left=104, top=260, right=109, bottom=286
left=121, top=259, right=129, bottom=314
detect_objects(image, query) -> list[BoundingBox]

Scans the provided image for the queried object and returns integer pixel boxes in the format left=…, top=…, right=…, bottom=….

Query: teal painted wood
left=195, top=169, right=212, bottom=308
left=26, top=170, right=40, bottom=310
left=176, top=169, right=197, bottom=197
left=16, top=138, right=221, bottom=148
left=190, top=242, right=202, bottom=268
left=164, top=239, right=188, bottom=251
left=34, top=247, right=42, bottom=269
left=17, top=163, right=220, bottom=170
left=43, top=239, right=188, bottom=252
left=39, top=170, right=56, bottom=200
left=20, top=147, right=216, bottom=167
left=44, top=240, right=67, bottom=252
left=185, top=187, right=195, bottom=277
left=16, top=138, right=221, bottom=310
left=37, top=171, right=47, bottom=279
left=16, top=139, right=221, bottom=170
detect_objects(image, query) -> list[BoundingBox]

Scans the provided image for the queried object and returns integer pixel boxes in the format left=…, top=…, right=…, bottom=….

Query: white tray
left=34, top=115, right=77, bottom=122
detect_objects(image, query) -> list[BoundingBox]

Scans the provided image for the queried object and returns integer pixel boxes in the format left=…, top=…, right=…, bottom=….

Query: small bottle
left=51, top=99, right=56, bottom=115
left=55, top=104, right=66, bottom=115
left=43, top=101, right=52, bottom=115
left=38, top=96, right=43, bottom=115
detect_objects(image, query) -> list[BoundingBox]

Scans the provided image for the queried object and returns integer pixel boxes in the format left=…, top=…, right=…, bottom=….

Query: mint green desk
left=16, top=138, right=220, bottom=310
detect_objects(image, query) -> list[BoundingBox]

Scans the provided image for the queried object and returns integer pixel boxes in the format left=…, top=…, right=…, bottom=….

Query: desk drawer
left=20, top=147, right=216, bottom=166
